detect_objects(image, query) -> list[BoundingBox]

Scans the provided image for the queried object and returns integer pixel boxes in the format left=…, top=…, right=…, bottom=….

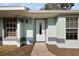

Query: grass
left=46, top=44, right=79, bottom=56
left=0, top=45, right=34, bottom=56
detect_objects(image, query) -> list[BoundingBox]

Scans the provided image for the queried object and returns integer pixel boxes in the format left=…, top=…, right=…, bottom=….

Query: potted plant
left=20, top=37, right=26, bottom=46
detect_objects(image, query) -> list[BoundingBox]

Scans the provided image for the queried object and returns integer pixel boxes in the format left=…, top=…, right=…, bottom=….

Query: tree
left=61, top=3, right=74, bottom=10
left=44, top=3, right=74, bottom=10
left=44, top=3, right=61, bottom=10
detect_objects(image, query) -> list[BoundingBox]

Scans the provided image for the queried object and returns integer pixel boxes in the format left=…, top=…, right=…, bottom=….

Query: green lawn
left=0, top=45, right=34, bottom=56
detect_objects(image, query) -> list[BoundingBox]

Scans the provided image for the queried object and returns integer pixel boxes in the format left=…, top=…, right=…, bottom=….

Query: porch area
left=0, top=16, right=35, bottom=47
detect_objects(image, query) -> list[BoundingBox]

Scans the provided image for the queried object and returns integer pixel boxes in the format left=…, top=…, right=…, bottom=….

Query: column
left=17, top=19, right=21, bottom=47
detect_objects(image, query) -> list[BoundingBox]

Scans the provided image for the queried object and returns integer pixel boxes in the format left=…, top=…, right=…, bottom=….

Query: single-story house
left=0, top=6, right=79, bottom=48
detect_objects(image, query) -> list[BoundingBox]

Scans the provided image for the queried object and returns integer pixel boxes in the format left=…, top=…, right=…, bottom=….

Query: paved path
left=31, top=42, right=55, bottom=56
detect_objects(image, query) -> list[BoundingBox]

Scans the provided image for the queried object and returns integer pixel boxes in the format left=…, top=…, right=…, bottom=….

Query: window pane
left=66, top=29, right=78, bottom=40
left=73, top=23, right=78, bottom=28
left=66, top=23, right=69, bottom=28
left=73, top=29, right=77, bottom=33
left=74, top=34, right=77, bottom=39
left=66, top=17, right=78, bottom=28
left=39, top=23, right=42, bottom=34
left=69, top=23, right=73, bottom=28
left=69, top=18, right=73, bottom=22
left=73, top=17, right=78, bottom=23
left=66, top=33, right=70, bottom=39
left=70, top=33, right=73, bottom=39
left=66, top=18, right=69, bottom=22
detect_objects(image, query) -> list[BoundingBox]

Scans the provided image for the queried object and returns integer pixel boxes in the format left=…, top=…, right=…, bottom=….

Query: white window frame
left=66, top=17, right=78, bottom=40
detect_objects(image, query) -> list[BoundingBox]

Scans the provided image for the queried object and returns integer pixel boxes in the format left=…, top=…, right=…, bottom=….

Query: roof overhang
left=0, top=6, right=28, bottom=17
left=0, top=7, right=79, bottom=18
left=28, top=10, right=79, bottom=18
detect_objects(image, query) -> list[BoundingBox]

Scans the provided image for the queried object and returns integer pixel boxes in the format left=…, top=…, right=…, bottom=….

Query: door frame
left=35, top=18, right=46, bottom=42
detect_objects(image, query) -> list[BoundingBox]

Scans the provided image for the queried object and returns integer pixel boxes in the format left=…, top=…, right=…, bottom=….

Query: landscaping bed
left=0, top=45, right=34, bottom=56
left=47, top=44, right=79, bottom=56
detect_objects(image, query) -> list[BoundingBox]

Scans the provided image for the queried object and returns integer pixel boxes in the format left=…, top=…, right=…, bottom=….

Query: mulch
left=46, top=44, right=79, bottom=56
left=0, top=45, right=34, bottom=56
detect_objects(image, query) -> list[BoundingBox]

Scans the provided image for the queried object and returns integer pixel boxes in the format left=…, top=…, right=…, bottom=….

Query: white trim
left=2, top=29, right=4, bottom=39
left=17, top=20, right=21, bottom=47
left=17, top=22, right=20, bottom=38
left=78, top=17, right=79, bottom=40
left=0, top=6, right=26, bottom=10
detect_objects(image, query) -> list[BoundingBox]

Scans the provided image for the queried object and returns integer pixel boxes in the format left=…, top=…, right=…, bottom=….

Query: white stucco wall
left=47, top=17, right=57, bottom=44
left=20, top=20, right=24, bottom=38
left=56, top=17, right=66, bottom=43
left=25, top=18, right=33, bottom=44
left=1, top=16, right=79, bottom=48
left=48, top=18, right=56, bottom=37
left=58, top=17, right=79, bottom=48
left=46, top=16, right=79, bottom=48
left=56, top=17, right=65, bottom=39
left=3, top=40, right=17, bottom=45
left=16, top=18, right=34, bottom=45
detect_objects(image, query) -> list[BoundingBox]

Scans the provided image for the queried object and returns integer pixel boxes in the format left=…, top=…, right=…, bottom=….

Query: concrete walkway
left=31, top=42, right=55, bottom=56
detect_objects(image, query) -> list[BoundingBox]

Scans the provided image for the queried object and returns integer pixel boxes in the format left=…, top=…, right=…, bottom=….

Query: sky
left=26, top=3, right=79, bottom=10
left=72, top=3, right=79, bottom=10
left=26, top=3, right=45, bottom=10
left=0, top=3, right=79, bottom=10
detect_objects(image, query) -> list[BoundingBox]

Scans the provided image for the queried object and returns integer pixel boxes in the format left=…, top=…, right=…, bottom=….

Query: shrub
left=20, top=37, right=26, bottom=42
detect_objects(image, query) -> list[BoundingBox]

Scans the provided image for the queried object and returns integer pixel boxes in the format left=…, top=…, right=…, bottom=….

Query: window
left=4, top=17, right=17, bottom=37
left=25, top=19, right=28, bottom=23
left=66, top=29, right=77, bottom=40
left=66, top=17, right=78, bottom=40
left=39, top=23, right=42, bottom=34
left=66, top=17, right=78, bottom=28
